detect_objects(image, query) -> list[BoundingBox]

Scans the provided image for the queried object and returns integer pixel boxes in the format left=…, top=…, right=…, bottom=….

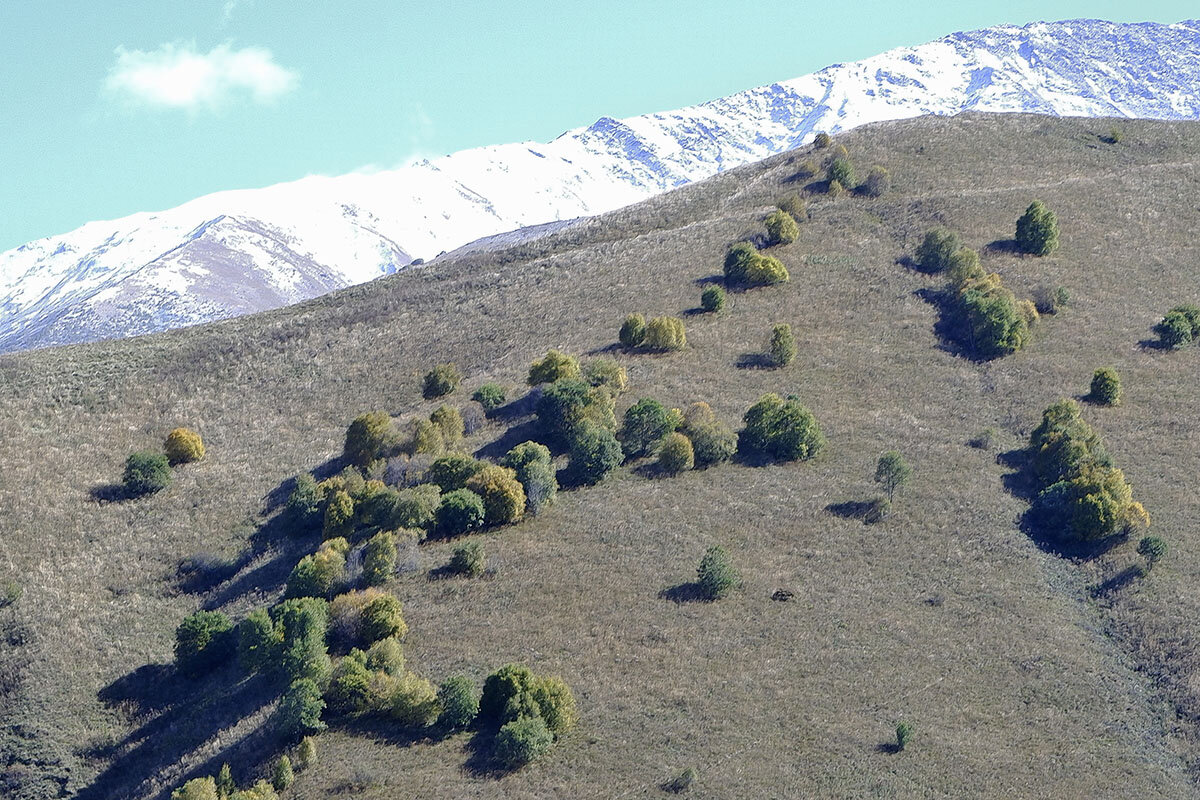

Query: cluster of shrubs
left=619, top=399, right=737, bottom=475
left=172, top=744, right=313, bottom=800
left=802, top=136, right=890, bottom=198
left=1027, top=399, right=1150, bottom=542
left=121, top=426, right=206, bottom=497
left=737, top=393, right=825, bottom=462
left=915, top=226, right=1038, bottom=359
left=619, top=314, right=687, bottom=351
left=528, top=350, right=626, bottom=485
left=1154, top=304, right=1200, bottom=349
left=722, top=242, right=789, bottom=288
left=479, top=664, right=578, bottom=768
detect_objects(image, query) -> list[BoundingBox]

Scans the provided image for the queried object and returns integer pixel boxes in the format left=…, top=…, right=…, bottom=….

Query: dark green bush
left=619, top=313, right=647, bottom=348
left=472, top=383, right=506, bottom=411
left=479, top=664, right=538, bottom=726
left=238, top=608, right=281, bottom=675
left=501, top=441, right=552, bottom=475
left=701, top=285, right=725, bottom=312
left=620, top=398, right=676, bottom=459
left=685, top=420, right=737, bottom=467
left=770, top=324, right=796, bottom=367
left=723, top=242, right=759, bottom=285
left=956, top=274, right=1030, bottom=358
left=569, top=424, right=623, bottom=484
left=861, top=165, right=891, bottom=197
left=658, top=432, right=694, bottom=474
left=1138, top=535, right=1168, bottom=571
left=362, top=531, right=397, bottom=586
left=326, top=651, right=372, bottom=715
left=643, top=316, right=687, bottom=351
left=344, top=411, right=396, bottom=468
left=277, top=678, right=327, bottom=740
left=536, top=378, right=593, bottom=445
left=738, top=393, right=825, bottom=461
left=437, top=674, right=480, bottom=731
left=435, top=488, right=486, bottom=537
left=123, top=451, right=172, bottom=497
left=914, top=228, right=963, bottom=273
left=286, top=473, right=323, bottom=528
left=272, top=597, right=331, bottom=684
left=449, top=541, right=486, bottom=577
left=1089, top=367, right=1121, bottom=406
left=828, top=156, right=854, bottom=188
left=174, top=610, right=234, bottom=678
left=272, top=755, right=294, bottom=792
left=765, top=209, right=799, bottom=246
left=895, top=721, right=914, bottom=751
left=425, top=453, right=484, bottom=492
left=422, top=363, right=461, bottom=399
left=495, top=715, right=553, bottom=769
left=1015, top=199, right=1059, bottom=256
left=527, top=349, right=581, bottom=385
left=697, top=545, right=738, bottom=600
left=1154, top=305, right=1200, bottom=348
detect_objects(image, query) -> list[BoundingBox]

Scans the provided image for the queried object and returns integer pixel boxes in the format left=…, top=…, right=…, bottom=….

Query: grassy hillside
left=3, top=112, right=1200, bottom=799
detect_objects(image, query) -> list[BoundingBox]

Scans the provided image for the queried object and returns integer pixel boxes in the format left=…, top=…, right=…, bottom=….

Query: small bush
left=946, top=247, right=983, bottom=287
left=344, top=411, right=396, bottom=468
left=172, top=778, right=218, bottom=800
left=361, top=593, right=407, bottom=644
left=874, top=450, right=912, bottom=500
left=827, top=156, right=854, bottom=189
left=362, top=531, right=397, bottom=586
left=495, top=715, right=553, bottom=769
left=764, top=209, right=799, bottom=246
left=435, top=488, right=486, bottom=537
left=501, top=441, right=552, bottom=475
left=322, top=489, right=355, bottom=539
left=297, top=736, right=317, bottom=769
left=382, top=484, right=441, bottom=530
left=326, top=652, right=372, bottom=715
left=175, top=611, right=234, bottom=678
left=480, top=664, right=538, bottom=726
left=528, top=349, right=581, bottom=386
left=465, top=463, right=526, bottom=526
left=437, top=675, right=480, bottom=731
left=365, top=636, right=405, bottom=676
left=569, top=424, right=623, bottom=485
left=472, top=383, right=506, bottom=411
left=583, top=357, right=629, bottom=395
left=1089, top=367, right=1121, bottom=406
left=423, top=363, right=461, bottom=399
left=164, top=428, right=205, bottom=465
left=449, top=541, right=486, bottom=577
left=697, top=545, right=738, bottom=600
left=619, top=313, right=647, bottom=348
left=286, top=539, right=348, bottom=599
left=769, top=324, right=796, bottom=367
left=1138, top=535, right=1168, bottom=571
left=1014, top=200, right=1059, bottom=256
left=429, top=405, right=464, bottom=447
left=658, top=432, right=694, bottom=475
left=685, top=421, right=736, bottom=467
left=813, top=132, right=832, bottom=148
left=644, top=316, right=687, bottom=351
left=123, top=451, right=172, bottom=497
left=861, top=165, right=890, bottom=197
left=914, top=228, right=963, bottom=273
left=1154, top=305, right=1200, bottom=348
left=237, top=608, right=280, bottom=674
left=620, top=398, right=676, bottom=459
left=776, top=193, right=808, bottom=222
left=723, top=242, right=759, bottom=285
left=411, top=418, right=445, bottom=455
left=895, top=721, right=914, bottom=751
left=700, top=285, right=725, bottom=313
left=744, top=254, right=789, bottom=286
left=738, top=393, right=825, bottom=461
left=426, top=453, right=484, bottom=492
left=387, top=671, right=440, bottom=728
left=277, top=678, right=327, bottom=740
left=272, top=755, right=294, bottom=791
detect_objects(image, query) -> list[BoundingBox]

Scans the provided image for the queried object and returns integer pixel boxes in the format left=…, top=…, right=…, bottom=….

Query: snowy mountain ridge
left=3, top=18, right=1200, bottom=352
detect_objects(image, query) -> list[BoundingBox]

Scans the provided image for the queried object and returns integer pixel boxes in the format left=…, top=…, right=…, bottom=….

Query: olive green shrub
left=1089, top=367, right=1121, bottom=406
left=770, top=324, right=796, bottom=367
left=435, top=488, right=486, bottom=537
left=123, top=451, right=172, bottom=497
left=423, top=363, right=461, bottom=399
left=701, top=285, right=725, bottom=312
left=697, top=545, right=738, bottom=600
left=643, top=316, right=687, bottom=351
left=465, top=464, right=526, bottom=526
left=658, top=432, right=695, bottom=475
left=528, top=349, right=581, bottom=385
left=1015, top=199, right=1059, bottom=256
left=362, top=530, right=397, bottom=586
left=619, top=313, right=647, bottom=348
left=765, top=209, right=799, bottom=246
left=344, top=411, right=396, bottom=468
left=738, top=393, right=825, bottom=461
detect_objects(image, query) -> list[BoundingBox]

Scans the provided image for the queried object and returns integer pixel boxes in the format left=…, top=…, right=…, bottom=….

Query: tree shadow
left=262, top=456, right=342, bottom=513
left=583, top=342, right=623, bottom=357
left=472, top=419, right=543, bottom=462
left=984, top=238, right=1020, bottom=255
left=1137, top=337, right=1170, bottom=351
left=487, top=389, right=543, bottom=424
left=875, top=742, right=902, bottom=755
left=462, top=726, right=507, bottom=779
left=1089, top=565, right=1143, bottom=599
left=825, top=500, right=874, bottom=520
left=734, top=353, right=775, bottom=370
left=658, top=582, right=707, bottom=604
left=913, top=287, right=996, bottom=363
left=692, top=273, right=724, bottom=286
left=88, top=483, right=128, bottom=503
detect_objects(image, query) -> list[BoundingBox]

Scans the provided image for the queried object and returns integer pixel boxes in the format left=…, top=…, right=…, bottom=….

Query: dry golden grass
left=2, top=113, right=1200, bottom=798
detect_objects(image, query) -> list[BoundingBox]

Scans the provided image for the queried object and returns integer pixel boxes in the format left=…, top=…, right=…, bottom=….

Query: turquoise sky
left=0, top=1, right=1194, bottom=250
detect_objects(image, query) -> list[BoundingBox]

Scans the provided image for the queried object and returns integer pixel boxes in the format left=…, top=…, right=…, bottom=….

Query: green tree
left=362, top=530, right=397, bottom=586
left=449, top=541, right=486, bottom=577
left=344, top=411, right=396, bottom=468
left=435, top=488, right=486, bottom=537
left=764, top=209, right=799, bottom=246
left=425, top=453, right=484, bottom=492
left=1138, top=535, right=1168, bottom=571
left=643, top=316, right=687, bottom=351
left=1014, top=200, right=1059, bottom=256
left=272, top=755, right=294, bottom=791
left=657, top=432, right=694, bottom=475
left=1154, top=305, right=1200, bottom=348
left=697, top=545, right=738, bottom=600
left=619, top=313, right=647, bottom=348
left=285, top=539, right=348, bottom=599
left=216, top=763, right=235, bottom=797
left=297, top=736, right=317, bottom=769
left=914, top=228, right=963, bottom=273
left=495, top=715, right=553, bottom=769
left=701, top=285, right=725, bottom=313
left=423, top=363, right=461, bottom=399
left=874, top=450, right=912, bottom=501
left=429, top=405, right=464, bottom=447
left=360, top=593, right=407, bottom=644
left=738, top=394, right=824, bottom=461
left=123, top=451, right=172, bottom=497
left=569, top=424, right=623, bottom=485
left=237, top=608, right=280, bottom=675
left=437, top=674, right=480, bottom=731
left=946, top=247, right=983, bottom=287
left=472, top=382, right=506, bottom=411
left=724, top=241, right=760, bottom=285
left=527, top=349, right=581, bottom=385
left=272, top=597, right=332, bottom=685
left=465, top=464, right=527, bottom=526
left=536, top=378, right=594, bottom=445
left=172, top=777, right=218, bottom=800
left=174, top=610, right=234, bottom=678
left=286, top=473, right=323, bottom=528
left=828, top=156, right=854, bottom=189
left=1089, top=367, right=1121, bottom=406
left=277, top=678, right=327, bottom=740
left=620, top=398, right=676, bottom=459
left=957, top=274, right=1030, bottom=358
left=322, top=489, right=355, bottom=539
left=770, top=324, right=796, bottom=367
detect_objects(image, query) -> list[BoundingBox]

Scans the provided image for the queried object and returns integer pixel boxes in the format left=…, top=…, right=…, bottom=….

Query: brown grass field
left=2, top=112, right=1200, bottom=798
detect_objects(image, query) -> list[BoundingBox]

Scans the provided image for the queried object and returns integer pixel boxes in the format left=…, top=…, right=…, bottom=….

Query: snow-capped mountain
left=3, top=18, right=1200, bottom=353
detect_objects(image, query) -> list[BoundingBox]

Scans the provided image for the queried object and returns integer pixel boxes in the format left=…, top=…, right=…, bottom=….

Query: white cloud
left=105, top=42, right=298, bottom=111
